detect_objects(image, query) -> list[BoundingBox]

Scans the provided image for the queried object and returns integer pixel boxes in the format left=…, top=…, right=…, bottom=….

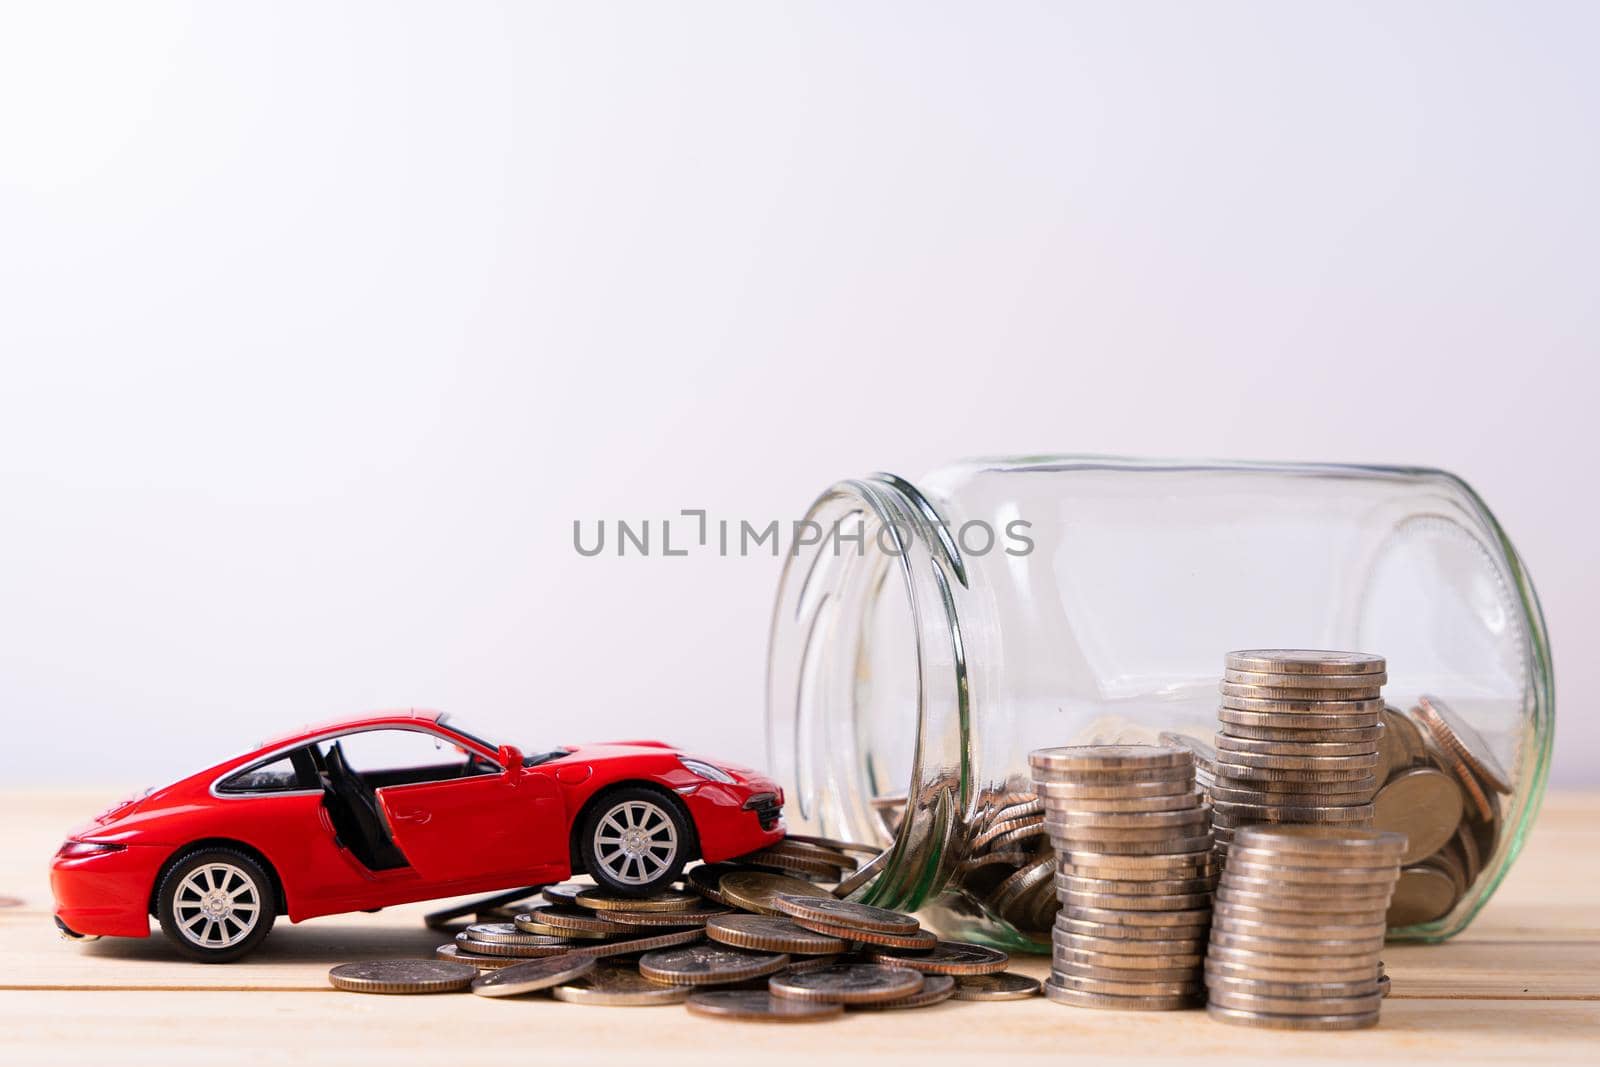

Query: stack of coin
left=1030, top=744, right=1214, bottom=1011
left=1212, top=650, right=1387, bottom=862
left=1375, top=694, right=1511, bottom=928
left=1206, top=825, right=1404, bottom=1030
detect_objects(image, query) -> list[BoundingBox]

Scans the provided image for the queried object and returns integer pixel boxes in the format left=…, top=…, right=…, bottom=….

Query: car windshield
left=435, top=714, right=499, bottom=752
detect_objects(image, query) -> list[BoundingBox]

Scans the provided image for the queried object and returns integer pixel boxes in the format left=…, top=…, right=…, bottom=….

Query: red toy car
left=50, top=709, right=784, bottom=962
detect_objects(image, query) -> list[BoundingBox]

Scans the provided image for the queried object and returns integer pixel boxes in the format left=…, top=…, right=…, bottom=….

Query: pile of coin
left=1211, top=650, right=1387, bottom=862
left=1029, top=744, right=1214, bottom=1011
left=329, top=833, right=1041, bottom=1018
left=1206, top=825, right=1403, bottom=1030
left=1374, top=694, right=1510, bottom=928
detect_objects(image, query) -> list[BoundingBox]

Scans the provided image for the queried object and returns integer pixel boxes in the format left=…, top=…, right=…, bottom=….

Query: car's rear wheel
left=156, top=847, right=277, bottom=962
left=580, top=787, right=691, bottom=895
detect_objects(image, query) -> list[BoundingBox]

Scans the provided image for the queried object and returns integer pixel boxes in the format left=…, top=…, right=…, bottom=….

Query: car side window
left=318, top=729, right=493, bottom=788
left=217, top=753, right=314, bottom=794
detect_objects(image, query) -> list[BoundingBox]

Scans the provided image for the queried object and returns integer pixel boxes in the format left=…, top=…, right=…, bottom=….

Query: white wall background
left=1, top=1, right=1595, bottom=789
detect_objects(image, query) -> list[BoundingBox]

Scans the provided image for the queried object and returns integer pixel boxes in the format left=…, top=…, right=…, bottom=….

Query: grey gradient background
left=1, top=2, right=1595, bottom=789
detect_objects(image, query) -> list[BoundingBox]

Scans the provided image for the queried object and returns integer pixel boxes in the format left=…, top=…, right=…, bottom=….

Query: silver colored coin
left=521, top=905, right=637, bottom=935
left=1156, top=732, right=1218, bottom=774
left=951, top=972, right=1042, bottom=1000
left=1218, top=859, right=1399, bottom=886
left=1225, top=650, right=1387, bottom=676
left=1205, top=957, right=1381, bottom=985
left=470, top=953, right=597, bottom=997
left=1211, top=804, right=1376, bottom=827
left=1211, top=898, right=1388, bottom=926
left=1028, top=745, right=1193, bottom=773
left=1212, top=759, right=1376, bottom=783
left=1223, top=722, right=1385, bottom=744
left=454, top=933, right=574, bottom=958
left=1057, top=932, right=1209, bottom=957
left=768, top=963, right=925, bottom=1005
left=1204, top=943, right=1383, bottom=972
left=685, top=989, right=844, bottom=1022
left=704, top=914, right=850, bottom=955
left=1219, top=701, right=1384, bottom=723
left=327, top=960, right=478, bottom=994
left=1215, top=876, right=1392, bottom=906
left=574, top=887, right=700, bottom=913
left=1216, top=748, right=1381, bottom=772
left=434, top=943, right=522, bottom=970
left=1057, top=873, right=1215, bottom=897
left=1202, top=972, right=1380, bottom=999
left=1042, top=978, right=1197, bottom=1011
left=1046, top=807, right=1210, bottom=830
left=1064, top=890, right=1212, bottom=912
left=1416, top=694, right=1512, bottom=795
left=1386, top=864, right=1460, bottom=926
left=1048, top=831, right=1215, bottom=856
left=637, top=943, right=790, bottom=986
left=1061, top=846, right=1211, bottom=869
left=1208, top=929, right=1386, bottom=956
left=1212, top=913, right=1388, bottom=941
left=865, top=940, right=1010, bottom=976
left=461, top=922, right=577, bottom=945
left=771, top=894, right=920, bottom=935
left=1220, top=681, right=1383, bottom=703
left=1227, top=825, right=1406, bottom=861
left=1373, top=766, right=1466, bottom=864
left=1205, top=1004, right=1380, bottom=1030
left=1054, top=958, right=1201, bottom=984
left=1055, top=946, right=1203, bottom=971
left=1215, top=734, right=1380, bottom=759
left=1208, top=988, right=1383, bottom=1016
left=1062, top=905, right=1212, bottom=928
left=1056, top=916, right=1209, bottom=942
left=1211, top=770, right=1378, bottom=794
left=550, top=960, right=692, bottom=1005
left=1208, top=785, right=1370, bottom=807
left=540, top=883, right=588, bottom=907
left=1054, top=972, right=1201, bottom=998
left=1034, top=780, right=1197, bottom=803
left=1223, top=668, right=1389, bottom=690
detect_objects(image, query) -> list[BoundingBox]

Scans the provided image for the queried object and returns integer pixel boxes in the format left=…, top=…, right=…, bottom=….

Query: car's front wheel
left=580, top=788, right=691, bottom=895
left=156, top=847, right=277, bottom=962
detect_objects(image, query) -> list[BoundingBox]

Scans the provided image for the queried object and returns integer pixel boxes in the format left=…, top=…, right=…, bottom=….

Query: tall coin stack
left=1212, top=650, right=1387, bottom=864
left=1206, top=825, right=1404, bottom=1030
left=1029, top=745, right=1214, bottom=1011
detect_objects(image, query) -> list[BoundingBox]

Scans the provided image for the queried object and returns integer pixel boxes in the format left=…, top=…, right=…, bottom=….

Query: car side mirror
left=497, top=745, right=522, bottom=776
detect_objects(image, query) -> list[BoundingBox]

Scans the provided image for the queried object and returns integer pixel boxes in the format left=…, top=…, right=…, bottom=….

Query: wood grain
left=3, top=789, right=1596, bottom=1063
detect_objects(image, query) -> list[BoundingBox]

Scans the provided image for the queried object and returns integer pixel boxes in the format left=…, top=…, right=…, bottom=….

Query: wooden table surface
left=3, top=790, right=1596, bottom=1065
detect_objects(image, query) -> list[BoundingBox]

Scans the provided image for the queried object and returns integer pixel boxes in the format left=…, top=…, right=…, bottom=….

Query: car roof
left=252, top=708, right=449, bottom=753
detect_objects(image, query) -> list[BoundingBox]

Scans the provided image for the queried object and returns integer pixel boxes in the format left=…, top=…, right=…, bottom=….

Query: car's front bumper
left=50, top=842, right=166, bottom=938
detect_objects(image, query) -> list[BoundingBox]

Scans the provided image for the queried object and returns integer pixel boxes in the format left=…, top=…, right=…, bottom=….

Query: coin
left=831, top=849, right=890, bottom=898
left=1208, top=785, right=1369, bottom=807
left=1066, top=890, right=1212, bottom=912
left=328, top=960, right=477, bottom=994
left=1208, top=929, right=1386, bottom=956
left=541, top=882, right=587, bottom=907
left=1054, top=958, right=1200, bottom=983
left=1211, top=898, right=1389, bottom=925
left=1386, top=864, right=1460, bottom=926
left=1373, top=766, right=1465, bottom=862
left=773, top=895, right=921, bottom=934
left=1057, top=933, right=1209, bottom=956
left=1042, top=979, right=1196, bottom=1011
left=1230, top=824, right=1407, bottom=859
left=768, top=963, right=925, bottom=1005
left=638, top=943, right=791, bottom=986
left=1202, top=972, right=1379, bottom=999
left=852, top=973, right=957, bottom=1010
left=1206, top=1004, right=1380, bottom=1030
left=1205, top=952, right=1381, bottom=983
left=1029, top=745, right=1194, bottom=773
left=1416, top=694, right=1512, bottom=795
left=794, top=916, right=937, bottom=951
left=470, top=953, right=596, bottom=997
left=1062, top=905, right=1212, bottom=928
left=718, top=871, right=824, bottom=915
left=550, top=960, right=692, bottom=1005
left=423, top=887, right=544, bottom=931
left=1221, top=681, right=1383, bottom=703
left=705, top=914, right=850, bottom=955
left=1219, top=701, right=1384, bottom=722
left=742, top=849, right=852, bottom=879
left=1056, top=873, right=1215, bottom=897
left=570, top=928, right=704, bottom=959
left=574, top=887, right=700, bottom=913
left=1223, top=668, right=1389, bottom=691
left=1211, top=803, right=1375, bottom=826
left=784, top=832, right=883, bottom=857
left=685, top=989, right=845, bottom=1021
left=1212, top=759, right=1376, bottom=782
left=1056, top=916, right=1209, bottom=942
left=1217, top=860, right=1398, bottom=886
left=1225, top=721, right=1385, bottom=743
left=952, top=972, right=1041, bottom=1000
left=461, top=921, right=577, bottom=945
left=1225, top=650, right=1387, bottom=676
left=1215, top=877, right=1391, bottom=907
left=1047, top=806, right=1210, bottom=831
left=433, top=943, right=521, bottom=969
left=1215, top=735, right=1381, bottom=759
left=1060, top=847, right=1211, bottom=870
left=1055, top=947, right=1204, bottom=970
left=512, top=915, right=611, bottom=939
left=866, top=940, right=1010, bottom=976
left=1049, top=831, right=1215, bottom=856
left=1034, top=779, right=1197, bottom=802
left=454, top=933, right=574, bottom=958
left=1054, top=972, right=1201, bottom=997
left=1212, top=914, right=1387, bottom=941
left=1209, top=988, right=1383, bottom=1015
left=604, top=906, right=730, bottom=927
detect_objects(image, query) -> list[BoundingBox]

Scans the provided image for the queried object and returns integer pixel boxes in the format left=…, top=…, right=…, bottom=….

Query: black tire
left=156, top=847, right=277, bottom=962
left=579, top=786, right=693, bottom=895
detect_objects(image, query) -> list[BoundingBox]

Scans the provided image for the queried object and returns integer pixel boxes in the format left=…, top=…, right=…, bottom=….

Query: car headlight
left=680, top=758, right=736, bottom=784
left=57, top=841, right=126, bottom=859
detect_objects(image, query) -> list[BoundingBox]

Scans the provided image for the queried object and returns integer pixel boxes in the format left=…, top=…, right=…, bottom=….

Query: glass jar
left=766, top=457, right=1553, bottom=951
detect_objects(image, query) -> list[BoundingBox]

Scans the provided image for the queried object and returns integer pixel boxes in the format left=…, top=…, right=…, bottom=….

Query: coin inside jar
left=1372, top=766, right=1465, bottom=863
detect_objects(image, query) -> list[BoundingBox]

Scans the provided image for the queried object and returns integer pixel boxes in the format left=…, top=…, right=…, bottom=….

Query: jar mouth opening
left=765, top=474, right=972, bottom=912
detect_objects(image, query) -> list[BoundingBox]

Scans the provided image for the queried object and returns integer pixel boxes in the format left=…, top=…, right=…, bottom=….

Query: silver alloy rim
left=594, top=800, right=679, bottom=885
left=174, top=862, right=261, bottom=949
